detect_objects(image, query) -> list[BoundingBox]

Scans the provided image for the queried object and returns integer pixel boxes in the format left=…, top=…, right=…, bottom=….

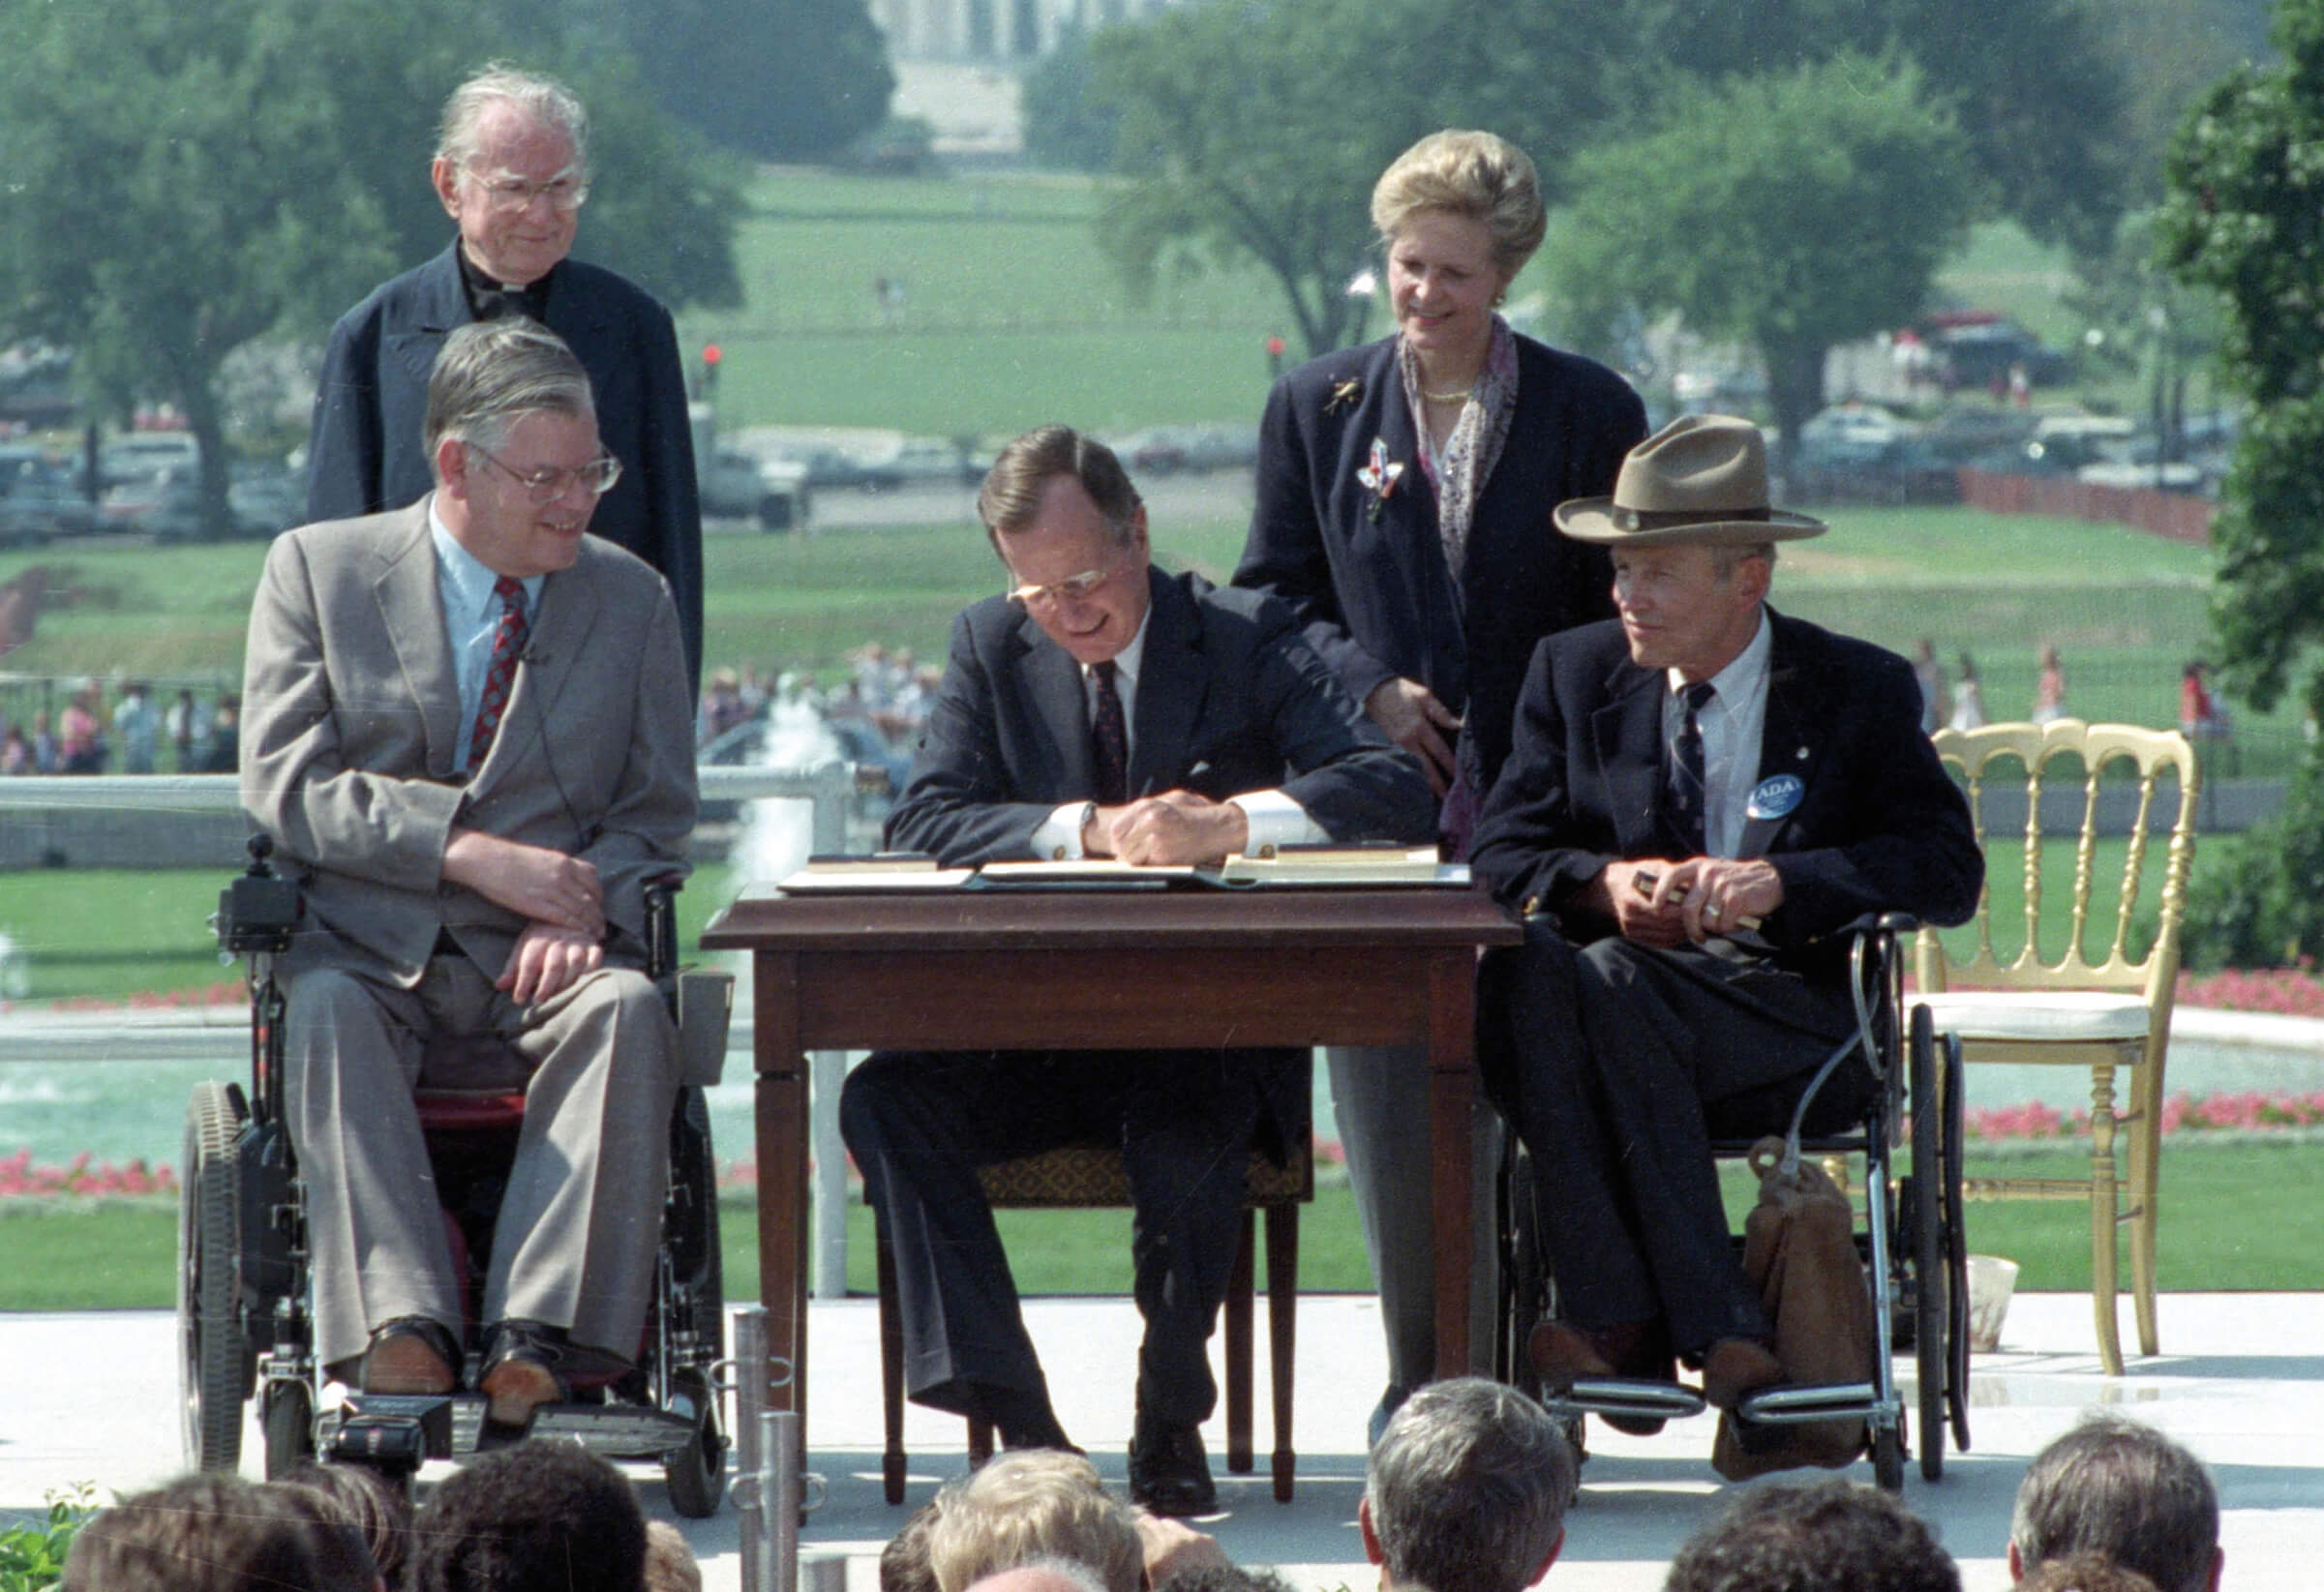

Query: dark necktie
left=1091, top=660, right=1129, bottom=805
left=1666, top=680, right=1716, bottom=856
left=468, top=576, right=530, bottom=770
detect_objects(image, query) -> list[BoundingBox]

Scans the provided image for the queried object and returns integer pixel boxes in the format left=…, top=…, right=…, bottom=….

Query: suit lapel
left=1736, top=612, right=1826, bottom=857
left=1591, top=657, right=1666, bottom=856
left=1018, top=610, right=1099, bottom=799
left=372, top=502, right=463, bottom=779
left=387, top=246, right=474, bottom=386
left=1128, top=573, right=1203, bottom=796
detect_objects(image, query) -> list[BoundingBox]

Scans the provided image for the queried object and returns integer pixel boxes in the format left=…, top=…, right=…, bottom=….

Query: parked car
left=800, top=448, right=905, bottom=495
left=0, top=452, right=95, bottom=544
left=699, top=448, right=812, bottom=532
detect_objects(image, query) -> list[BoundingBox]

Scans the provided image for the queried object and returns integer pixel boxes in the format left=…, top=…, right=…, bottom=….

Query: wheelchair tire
left=1873, top=1417, right=1905, bottom=1492
left=180, top=1081, right=251, bottom=1473
left=261, top=1377, right=315, bottom=1480
left=1497, top=1142, right=1549, bottom=1399
left=1943, top=1030, right=1973, bottom=1458
left=663, top=1367, right=727, bottom=1518
left=1908, top=1004, right=1947, bottom=1481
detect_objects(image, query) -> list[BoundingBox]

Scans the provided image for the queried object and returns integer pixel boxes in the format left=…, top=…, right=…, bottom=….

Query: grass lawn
left=6, top=1141, right=2316, bottom=1313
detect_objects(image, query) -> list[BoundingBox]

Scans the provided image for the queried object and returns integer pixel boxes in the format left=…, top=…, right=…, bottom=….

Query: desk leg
left=1428, top=950, right=1476, bottom=1379
left=753, top=949, right=811, bottom=1433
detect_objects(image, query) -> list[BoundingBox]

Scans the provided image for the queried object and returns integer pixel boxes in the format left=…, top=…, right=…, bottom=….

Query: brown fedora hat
left=1554, top=413, right=1826, bottom=546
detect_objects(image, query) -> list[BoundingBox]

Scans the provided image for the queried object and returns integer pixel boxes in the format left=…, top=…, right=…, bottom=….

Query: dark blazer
left=304, top=243, right=704, bottom=690
left=1234, top=332, right=1646, bottom=798
left=887, top=567, right=1435, bottom=865
left=1469, top=610, right=1982, bottom=974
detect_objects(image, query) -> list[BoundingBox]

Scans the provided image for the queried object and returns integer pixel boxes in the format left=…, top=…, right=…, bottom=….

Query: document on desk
left=1220, top=844, right=1469, bottom=886
left=972, top=859, right=1199, bottom=887
left=773, top=855, right=977, bottom=892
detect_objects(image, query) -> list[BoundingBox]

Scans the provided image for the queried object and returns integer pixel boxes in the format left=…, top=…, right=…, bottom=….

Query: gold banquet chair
left=874, top=1142, right=1313, bottom=1504
left=1915, top=720, right=2199, bottom=1374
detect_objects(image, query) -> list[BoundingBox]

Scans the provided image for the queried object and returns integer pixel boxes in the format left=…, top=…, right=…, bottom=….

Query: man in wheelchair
left=237, top=316, right=697, bottom=1428
left=1467, top=416, right=1982, bottom=1420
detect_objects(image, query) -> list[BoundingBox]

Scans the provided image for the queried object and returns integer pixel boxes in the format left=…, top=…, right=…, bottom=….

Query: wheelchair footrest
left=328, top=1391, right=703, bottom=1461
left=1735, top=1382, right=1883, bottom=1426
left=1552, top=1378, right=1708, bottom=1424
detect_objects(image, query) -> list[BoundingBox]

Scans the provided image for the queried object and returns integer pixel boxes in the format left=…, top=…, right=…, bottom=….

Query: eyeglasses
left=463, top=167, right=590, bottom=215
left=1009, top=554, right=1126, bottom=610
left=471, top=445, right=623, bottom=503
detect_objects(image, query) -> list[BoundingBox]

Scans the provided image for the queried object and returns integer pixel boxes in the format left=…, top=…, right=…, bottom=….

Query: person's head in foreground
left=644, top=1518, right=704, bottom=1592
left=407, top=1439, right=648, bottom=1592
left=1362, top=1376, right=1575, bottom=1592
left=63, top=1472, right=379, bottom=1592
left=276, top=1461, right=413, bottom=1588
left=2009, top=1414, right=2222, bottom=1592
left=927, top=1449, right=1145, bottom=1592
left=979, top=425, right=1151, bottom=670
left=1662, top=1478, right=1959, bottom=1592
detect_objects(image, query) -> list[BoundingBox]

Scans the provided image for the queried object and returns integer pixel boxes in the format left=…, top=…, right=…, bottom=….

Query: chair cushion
left=1917, top=990, right=2152, bottom=1042
left=976, top=1143, right=1313, bottom=1207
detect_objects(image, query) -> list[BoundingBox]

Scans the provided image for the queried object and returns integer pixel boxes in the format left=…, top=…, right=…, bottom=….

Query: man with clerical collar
left=841, top=425, right=1433, bottom=1513
left=305, top=64, right=704, bottom=691
left=1468, top=413, right=1983, bottom=1429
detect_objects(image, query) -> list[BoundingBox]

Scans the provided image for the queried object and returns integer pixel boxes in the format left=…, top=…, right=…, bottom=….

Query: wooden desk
left=701, top=886, right=1522, bottom=1429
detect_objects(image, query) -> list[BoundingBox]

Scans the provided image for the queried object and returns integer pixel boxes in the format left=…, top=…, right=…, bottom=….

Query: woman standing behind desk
left=1232, top=130, right=1645, bottom=1438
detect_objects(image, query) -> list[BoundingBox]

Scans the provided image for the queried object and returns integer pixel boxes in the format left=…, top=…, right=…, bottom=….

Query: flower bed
left=0, top=1149, right=177, bottom=1198
left=1965, top=1089, right=2324, bottom=1143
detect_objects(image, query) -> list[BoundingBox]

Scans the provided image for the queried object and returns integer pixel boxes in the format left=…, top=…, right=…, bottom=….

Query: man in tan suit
left=240, top=316, right=696, bottom=1427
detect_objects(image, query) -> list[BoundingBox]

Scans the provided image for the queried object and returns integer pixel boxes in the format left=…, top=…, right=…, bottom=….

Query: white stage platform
left=4, top=1292, right=2319, bottom=1591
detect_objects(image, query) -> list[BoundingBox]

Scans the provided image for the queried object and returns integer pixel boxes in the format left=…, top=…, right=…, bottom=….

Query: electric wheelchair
left=178, top=836, right=735, bottom=1514
left=1494, top=916, right=1971, bottom=1491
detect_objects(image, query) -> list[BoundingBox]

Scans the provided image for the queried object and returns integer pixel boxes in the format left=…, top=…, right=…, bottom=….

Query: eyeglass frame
left=1006, top=540, right=1140, bottom=609
left=458, top=163, right=591, bottom=215
left=468, top=443, right=624, bottom=504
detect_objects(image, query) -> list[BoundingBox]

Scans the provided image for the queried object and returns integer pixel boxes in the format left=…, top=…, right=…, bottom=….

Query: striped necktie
left=468, top=576, right=530, bottom=770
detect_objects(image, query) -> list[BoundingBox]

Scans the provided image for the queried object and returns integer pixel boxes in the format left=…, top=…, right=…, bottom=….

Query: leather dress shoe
left=360, top=1317, right=459, bottom=1396
left=1129, top=1414, right=1216, bottom=1517
left=1700, top=1337, right=1786, bottom=1411
left=478, top=1320, right=577, bottom=1427
left=1528, top=1318, right=1675, bottom=1437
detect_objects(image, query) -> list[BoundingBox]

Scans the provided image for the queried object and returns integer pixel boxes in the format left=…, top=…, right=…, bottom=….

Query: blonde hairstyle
left=1371, top=130, right=1547, bottom=280
left=925, top=1452, right=1142, bottom=1592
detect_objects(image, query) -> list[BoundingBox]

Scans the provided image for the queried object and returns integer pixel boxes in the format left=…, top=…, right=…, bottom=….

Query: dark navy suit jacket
left=886, top=567, right=1436, bottom=1155
left=1469, top=610, right=1983, bottom=976
left=304, top=242, right=703, bottom=689
left=1235, top=332, right=1646, bottom=799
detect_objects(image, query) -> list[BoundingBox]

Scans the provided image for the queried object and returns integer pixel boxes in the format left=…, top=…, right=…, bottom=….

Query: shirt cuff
left=1228, top=790, right=1323, bottom=856
left=1035, top=802, right=1093, bottom=860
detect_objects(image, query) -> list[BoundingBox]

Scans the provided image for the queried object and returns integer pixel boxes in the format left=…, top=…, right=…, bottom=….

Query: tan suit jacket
left=240, top=498, right=697, bottom=978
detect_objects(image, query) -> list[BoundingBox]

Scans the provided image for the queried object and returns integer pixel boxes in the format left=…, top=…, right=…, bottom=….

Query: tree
left=0, top=0, right=739, bottom=541
left=1090, top=0, right=1626, bottom=358
left=1547, top=54, right=1977, bottom=477
left=2157, top=0, right=2324, bottom=963
left=610, top=0, right=894, bottom=164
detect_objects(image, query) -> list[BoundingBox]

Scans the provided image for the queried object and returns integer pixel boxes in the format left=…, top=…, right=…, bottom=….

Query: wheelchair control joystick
left=217, top=834, right=302, bottom=955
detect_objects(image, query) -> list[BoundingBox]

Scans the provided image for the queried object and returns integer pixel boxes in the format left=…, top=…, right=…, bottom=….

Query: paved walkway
left=5, top=1291, right=2321, bottom=1591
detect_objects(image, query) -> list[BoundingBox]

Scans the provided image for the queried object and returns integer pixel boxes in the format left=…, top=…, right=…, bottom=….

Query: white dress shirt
left=1662, top=608, right=1772, bottom=858
left=1034, top=610, right=1320, bottom=859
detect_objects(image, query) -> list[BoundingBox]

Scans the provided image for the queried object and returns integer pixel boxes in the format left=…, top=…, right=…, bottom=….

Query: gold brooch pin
left=1325, top=378, right=1361, bottom=414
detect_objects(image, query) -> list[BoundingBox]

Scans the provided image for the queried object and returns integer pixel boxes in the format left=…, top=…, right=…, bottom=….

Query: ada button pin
left=1746, top=773, right=1805, bottom=821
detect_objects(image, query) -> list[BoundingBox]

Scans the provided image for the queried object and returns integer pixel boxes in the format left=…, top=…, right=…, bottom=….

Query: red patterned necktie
left=1091, top=660, right=1129, bottom=805
left=468, top=576, right=530, bottom=770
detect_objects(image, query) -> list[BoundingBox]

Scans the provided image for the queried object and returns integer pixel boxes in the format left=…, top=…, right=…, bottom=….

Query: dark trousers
left=1480, top=918, right=1866, bottom=1356
left=839, top=1047, right=1267, bottom=1427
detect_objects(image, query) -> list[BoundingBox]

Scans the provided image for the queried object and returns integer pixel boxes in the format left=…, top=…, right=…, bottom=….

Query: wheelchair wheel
left=1873, top=1417, right=1905, bottom=1491
left=261, top=1378, right=316, bottom=1480
left=180, top=1081, right=251, bottom=1473
left=1942, top=1030, right=1973, bottom=1457
left=1908, top=1004, right=1947, bottom=1482
left=663, top=1367, right=727, bottom=1518
left=1498, top=1142, right=1548, bottom=1399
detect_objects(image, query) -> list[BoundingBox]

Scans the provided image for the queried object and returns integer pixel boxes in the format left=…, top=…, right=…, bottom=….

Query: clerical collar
left=456, top=245, right=555, bottom=323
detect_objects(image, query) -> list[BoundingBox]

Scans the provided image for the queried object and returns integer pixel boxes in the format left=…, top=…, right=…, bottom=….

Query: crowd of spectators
left=0, top=678, right=239, bottom=774
left=694, top=643, right=942, bottom=755
left=54, top=1401, right=2220, bottom=1592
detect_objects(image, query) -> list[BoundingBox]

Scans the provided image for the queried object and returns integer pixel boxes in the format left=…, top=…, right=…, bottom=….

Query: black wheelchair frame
left=1494, top=916, right=1971, bottom=1491
left=178, top=836, right=731, bottom=1515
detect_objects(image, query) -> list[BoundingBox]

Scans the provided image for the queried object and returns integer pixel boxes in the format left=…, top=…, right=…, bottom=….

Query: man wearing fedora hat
left=1469, top=414, right=1983, bottom=1420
